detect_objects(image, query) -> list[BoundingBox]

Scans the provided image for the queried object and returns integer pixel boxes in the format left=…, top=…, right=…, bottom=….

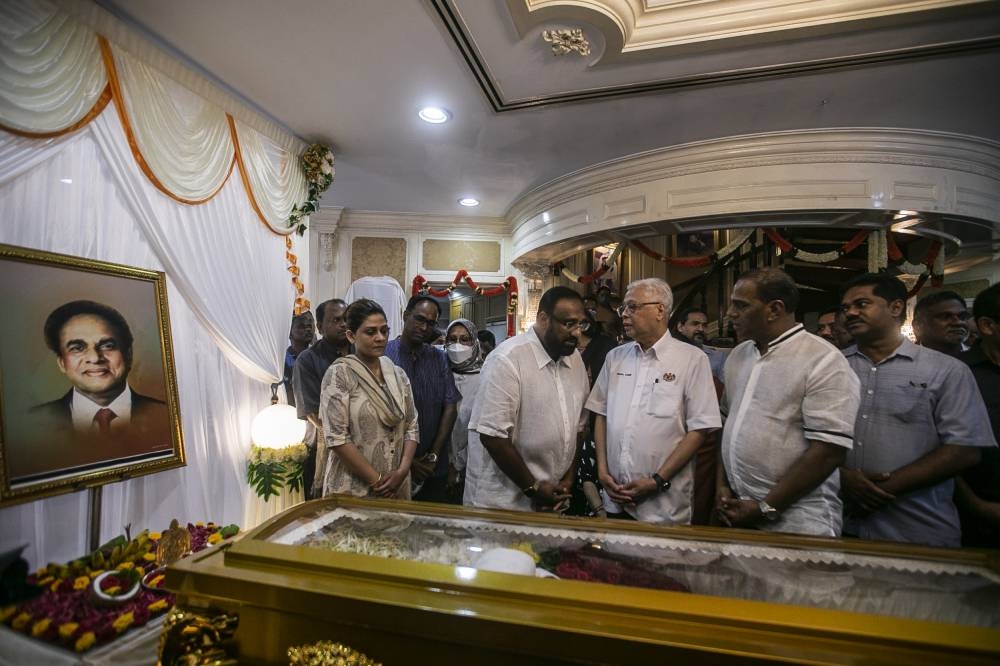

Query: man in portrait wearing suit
left=15, top=300, right=171, bottom=481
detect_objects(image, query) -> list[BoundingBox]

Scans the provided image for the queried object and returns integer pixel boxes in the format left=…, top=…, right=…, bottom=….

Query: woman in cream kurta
left=317, top=299, right=419, bottom=499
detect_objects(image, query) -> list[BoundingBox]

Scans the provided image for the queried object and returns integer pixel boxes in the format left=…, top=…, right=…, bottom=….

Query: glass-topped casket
left=165, top=497, right=1000, bottom=665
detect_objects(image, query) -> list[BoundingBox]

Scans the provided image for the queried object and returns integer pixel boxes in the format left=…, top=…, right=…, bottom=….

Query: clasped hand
left=840, top=468, right=894, bottom=516
left=531, top=479, right=571, bottom=513
left=371, top=468, right=407, bottom=498
left=599, top=472, right=657, bottom=506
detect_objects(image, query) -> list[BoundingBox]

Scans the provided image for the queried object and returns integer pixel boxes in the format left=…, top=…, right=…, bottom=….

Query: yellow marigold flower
left=105, top=585, right=121, bottom=596
left=50, top=580, right=62, bottom=593
left=73, top=576, right=91, bottom=591
left=75, top=631, right=96, bottom=652
left=207, top=532, right=223, bottom=545
left=142, top=552, right=156, bottom=562
left=0, top=606, right=17, bottom=623
left=34, top=566, right=48, bottom=577
left=89, top=569, right=104, bottom=579
left=37, top=576, right=54, bottom=586
left=148, top=599, right=169, bottom=613
left=149, top=574, right=165, bottom=588
left=58, top=622, right=79, bottom=639
left=195, top=521, right=205, bottom=527
left=12, top=612, right=32, bottom=630
left=112, top=612, right=134, bottom=633
left=148, top=532, right=161, bottom=540
left=31, top=618, right=51, bottom=637
left=118, top=561, right=135, bottom=570
left=512, top=542, right=540, bottom=564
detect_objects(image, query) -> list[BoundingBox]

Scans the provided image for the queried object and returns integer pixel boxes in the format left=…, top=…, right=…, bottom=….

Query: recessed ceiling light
left=458, top=197, right=479, bottom=207
left=59, top=178, right=73, bottom=184
left=418, top=107, right=451, bottom=124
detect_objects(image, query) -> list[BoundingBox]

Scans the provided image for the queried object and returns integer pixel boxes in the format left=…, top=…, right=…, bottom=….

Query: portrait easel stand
left=87, top=485, right=103, bottom=553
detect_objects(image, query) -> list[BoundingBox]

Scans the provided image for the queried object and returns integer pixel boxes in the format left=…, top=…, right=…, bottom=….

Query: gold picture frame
left=0, top=244, right=185, bottom=507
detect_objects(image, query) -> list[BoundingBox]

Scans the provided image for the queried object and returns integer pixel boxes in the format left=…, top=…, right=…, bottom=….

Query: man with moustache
left=386, top=295, right=459, bottom=502
left=717, top=268, right=860, bottom=536
left=465, top=286, right=590, bottom=512
left=815, top=307, right=839, bottom=345
left=673, top=306, right=728, bottom=382
left=912, top=290, right=971, bottom=357
left=587, top=279, right=721, bottom=524
left=293, top=298, right=350, bottom=498
left=839, top=273, right=994, bottom=547
left=18, top=300, right=170, bottom=482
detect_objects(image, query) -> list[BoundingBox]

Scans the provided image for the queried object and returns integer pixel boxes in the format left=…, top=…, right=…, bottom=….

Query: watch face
left=425, top=453, right=437, bottom=464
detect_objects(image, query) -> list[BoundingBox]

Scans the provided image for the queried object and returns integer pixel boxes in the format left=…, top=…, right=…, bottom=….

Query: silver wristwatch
left=424, top=452, right=438, bottom=464
left=758, top=500, right=780, bottom=522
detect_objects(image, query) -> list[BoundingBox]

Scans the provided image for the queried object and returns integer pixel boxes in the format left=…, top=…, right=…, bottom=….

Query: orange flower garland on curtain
left=411, top=271, right=519, bottom=337
left=2, top=28, right=315, bottom=313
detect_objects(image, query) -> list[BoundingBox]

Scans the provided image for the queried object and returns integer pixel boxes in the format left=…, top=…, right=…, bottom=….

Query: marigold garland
left=411, top=272, right=519, bottom=338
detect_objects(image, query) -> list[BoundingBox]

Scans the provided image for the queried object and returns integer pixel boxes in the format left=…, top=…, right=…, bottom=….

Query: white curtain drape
left=0, top=0, right=309, bottom=231
left=0, top=105, right=291, bottom=567
left=0, top=4, right=106, bottom=133
left=112, top=46, right=234, bottom=201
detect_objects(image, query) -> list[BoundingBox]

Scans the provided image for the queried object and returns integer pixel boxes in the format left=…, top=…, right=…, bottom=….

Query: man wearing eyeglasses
left=585, top=278, right=721, bottom=524
left=385, top=295, right=459, bottom=503
left=465, top=286, right=589, bottom=512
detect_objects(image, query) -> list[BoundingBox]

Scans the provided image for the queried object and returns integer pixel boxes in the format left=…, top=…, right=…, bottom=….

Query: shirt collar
left=528, top=327, right=571, bottom=369
left=643, top=330, right=674, bottom=359
left=762, top=323, right=805, bottom=356
left=844, top=336, right=918, bottom=362
left=70, top=385, right=132, bottom=430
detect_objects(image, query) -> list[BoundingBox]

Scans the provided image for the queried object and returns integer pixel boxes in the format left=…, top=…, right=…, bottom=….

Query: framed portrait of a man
left=0, top=245, right=185, bottom=507
left=675, top=230, right=716, bottom=257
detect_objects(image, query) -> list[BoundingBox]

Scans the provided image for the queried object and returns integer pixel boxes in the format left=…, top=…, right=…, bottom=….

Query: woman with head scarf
left=444, top=318, right=484, bottom=502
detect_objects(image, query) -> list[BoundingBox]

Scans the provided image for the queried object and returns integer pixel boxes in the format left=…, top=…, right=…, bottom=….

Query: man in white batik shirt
left=586, top=278, right=721, bottom=524
left=465, top=286, right=590, bottom=512
left=718, top=268, right=860, bottom=537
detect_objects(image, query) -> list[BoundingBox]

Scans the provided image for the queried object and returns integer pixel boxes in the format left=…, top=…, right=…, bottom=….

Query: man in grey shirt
left=839, top=273, right=996, bottom=547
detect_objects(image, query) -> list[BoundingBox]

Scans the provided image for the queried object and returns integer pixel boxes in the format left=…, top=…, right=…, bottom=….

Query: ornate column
left=307, top=206, right=343, bottom=304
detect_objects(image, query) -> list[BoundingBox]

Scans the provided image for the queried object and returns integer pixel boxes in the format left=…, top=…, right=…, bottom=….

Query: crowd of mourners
left=282, top=268, right=999, bottom=550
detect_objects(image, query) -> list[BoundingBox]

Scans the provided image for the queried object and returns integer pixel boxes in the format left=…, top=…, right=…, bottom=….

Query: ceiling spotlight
left=59, top=178, right=73, bottom=184
left=458, top=197, right=479, bottom=207
left=418, top=107, right=451, bottom=124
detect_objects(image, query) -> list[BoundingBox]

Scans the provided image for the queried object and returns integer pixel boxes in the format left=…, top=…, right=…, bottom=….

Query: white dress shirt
left=721, top=325, right=860, bottom=536
left=465, top=328, right=589, bottom=511
left=586, top=331, right=721, bottom=524
left=70, top=386, right=132, bottom=433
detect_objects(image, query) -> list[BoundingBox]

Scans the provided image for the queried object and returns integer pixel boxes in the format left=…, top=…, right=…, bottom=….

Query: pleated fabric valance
left=0, top=0, right=309, bottom=235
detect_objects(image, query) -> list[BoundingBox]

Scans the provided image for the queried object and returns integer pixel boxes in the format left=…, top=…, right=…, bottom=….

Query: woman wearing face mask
left=317, top=299, right=418, bottom=499
left=444, top=318, right=484, bottom=503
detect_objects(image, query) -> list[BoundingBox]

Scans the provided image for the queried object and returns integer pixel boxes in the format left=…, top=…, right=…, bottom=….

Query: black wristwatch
left=651, top=473, right=671, bottom=492
left=522, top=479, right=540, bottom=498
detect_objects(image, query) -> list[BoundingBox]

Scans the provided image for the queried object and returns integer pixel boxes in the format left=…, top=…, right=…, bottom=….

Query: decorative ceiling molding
left=514, top=0, right=991, bottom=59
left=339, top=209, right=508, bottom=236
left=541, top=27, right=591, bottom=56
left=506, top=128, right=1000, bottom=262
left=433, top=0, right=1000, bottom=111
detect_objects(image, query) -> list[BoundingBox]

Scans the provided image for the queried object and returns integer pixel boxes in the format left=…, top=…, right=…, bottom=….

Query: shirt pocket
left=888, top=382, right=932, bottom=424
left=647, top=380, right=683, bottom=419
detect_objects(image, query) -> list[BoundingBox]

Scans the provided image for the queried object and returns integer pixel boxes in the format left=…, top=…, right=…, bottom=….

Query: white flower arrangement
left=247, top=443, right=309, bottom=500
left=288, top=143, right=335, bottom=235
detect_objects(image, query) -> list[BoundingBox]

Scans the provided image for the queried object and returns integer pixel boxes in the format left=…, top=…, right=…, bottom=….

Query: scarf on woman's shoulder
left=334, top=355, right=406, bottom=429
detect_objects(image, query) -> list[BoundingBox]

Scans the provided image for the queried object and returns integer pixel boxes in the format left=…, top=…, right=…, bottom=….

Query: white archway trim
left=507, top=128, right=1000, bottom=262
